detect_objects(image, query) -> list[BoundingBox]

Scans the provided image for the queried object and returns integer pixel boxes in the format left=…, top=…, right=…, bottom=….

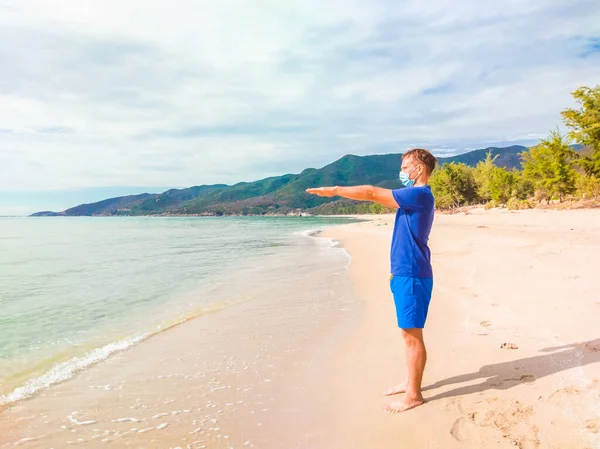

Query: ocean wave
left=295, top=227, right=352, bottom=271
left=295, top=227, right=337, bottom=247
left=0, top=298, right=247, bottom=407
left=0, top=333, right=150, bottom=407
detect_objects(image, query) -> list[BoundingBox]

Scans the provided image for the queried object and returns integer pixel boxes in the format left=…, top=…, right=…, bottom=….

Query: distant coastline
left=29, top=146, right=526, bottom=217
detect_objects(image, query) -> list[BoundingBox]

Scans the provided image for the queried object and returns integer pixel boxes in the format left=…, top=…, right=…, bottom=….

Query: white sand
left=323, top=207, right=600, bottom=449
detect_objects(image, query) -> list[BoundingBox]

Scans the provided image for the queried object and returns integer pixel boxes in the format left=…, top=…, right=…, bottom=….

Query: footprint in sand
left=585, top=417, right=600, bottom=434
left=480, top=320, right=491, bottom=327
left=547, top=387, right=582, bottom=403
left=450, top=417, right=470, bottom=442
left=458, top=400, right=539, bottom=448
left=450, top=414, right=484, bottom=443
left=483, top=402, right=539, bottom=448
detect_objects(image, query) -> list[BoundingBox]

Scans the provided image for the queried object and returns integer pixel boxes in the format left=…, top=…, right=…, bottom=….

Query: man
left=306, top=148, right=437, bottom=413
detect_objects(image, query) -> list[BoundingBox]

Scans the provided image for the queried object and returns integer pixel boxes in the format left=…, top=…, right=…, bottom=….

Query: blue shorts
left=389, top=275, right=433, bottom=329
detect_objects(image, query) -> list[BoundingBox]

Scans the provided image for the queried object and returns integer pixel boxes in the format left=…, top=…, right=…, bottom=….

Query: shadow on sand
left=425, top=338, right=600, bottom=401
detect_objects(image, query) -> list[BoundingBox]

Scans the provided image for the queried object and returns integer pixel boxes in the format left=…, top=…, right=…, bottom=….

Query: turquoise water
left=0, top=216, right=358, bottom=404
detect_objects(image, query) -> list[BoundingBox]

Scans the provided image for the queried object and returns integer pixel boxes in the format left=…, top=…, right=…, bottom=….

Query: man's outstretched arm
left=305, top=185, right=399, bottom=209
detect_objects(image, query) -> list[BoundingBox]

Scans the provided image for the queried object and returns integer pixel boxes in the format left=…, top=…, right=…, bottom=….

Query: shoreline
left=0, top=216, right=359, bottom=409
left=2, top=208, right=599, bottom=447
left=24, top=198, right=600, bottom=219
left=0, top=223, right=363, bottom=448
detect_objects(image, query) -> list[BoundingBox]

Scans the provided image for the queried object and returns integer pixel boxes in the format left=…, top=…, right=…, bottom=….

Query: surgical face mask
left=399, top=167, right=418, bottom=187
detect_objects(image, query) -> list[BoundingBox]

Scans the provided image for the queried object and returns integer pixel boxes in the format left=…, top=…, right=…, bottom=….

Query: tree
left=512, top=171, right=535, bottom=200
left=473, top=151, right=497, bottom=202
left=473, top=152, right=533, bottom=207
left=561, top=84, right=600, bottom=177
left=521, top=131, right=577, bottom=203
left=574, top=173, right=600, bottom=199
left=488, top=166, right=517, bottom=205
left=429, top=162, right=478, bottom=208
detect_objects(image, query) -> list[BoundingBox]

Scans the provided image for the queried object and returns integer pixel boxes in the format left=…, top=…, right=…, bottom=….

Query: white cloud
left=0, top=0, right=599, bottom=193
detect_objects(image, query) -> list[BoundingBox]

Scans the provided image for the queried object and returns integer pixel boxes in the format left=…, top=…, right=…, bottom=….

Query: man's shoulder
left=392, top=185, right=433, bottom=196
left=413, top=187, right=435, bottom=213
left=416, top=185, right=433, bottom=193
left=413, top=186, right=435, bottom=203
left=391, top=186, right=434, bottom=212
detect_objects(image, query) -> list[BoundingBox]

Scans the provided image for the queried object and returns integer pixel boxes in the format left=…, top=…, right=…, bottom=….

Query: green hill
left=442, top=145, right=525, bottom=169
left=31, top=145, right=528, bottom=217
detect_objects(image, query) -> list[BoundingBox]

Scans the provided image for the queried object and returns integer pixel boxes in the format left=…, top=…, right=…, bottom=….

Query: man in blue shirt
left=306, top=148, right=437, bottom=413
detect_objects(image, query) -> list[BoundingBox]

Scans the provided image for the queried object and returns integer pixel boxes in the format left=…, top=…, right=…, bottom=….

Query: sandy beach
left=324, top=207, right=600, bottom=449
left=2, top=208, right=600, bottom=448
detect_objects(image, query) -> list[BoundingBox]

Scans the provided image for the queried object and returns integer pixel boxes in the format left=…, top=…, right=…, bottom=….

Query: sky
left=1, top=0, right=599, bottom=215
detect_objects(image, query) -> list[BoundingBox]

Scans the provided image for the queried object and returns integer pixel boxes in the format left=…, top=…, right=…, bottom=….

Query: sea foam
left=0, top=333, right=149, bottom=406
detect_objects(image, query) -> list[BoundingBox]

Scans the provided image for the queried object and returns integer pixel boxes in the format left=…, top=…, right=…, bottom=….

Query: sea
left=0, top=216, right=359, bottom=409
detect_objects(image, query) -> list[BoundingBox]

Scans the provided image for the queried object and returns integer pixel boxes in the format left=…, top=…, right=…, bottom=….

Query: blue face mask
left=399, top=167, right=418, bottom=187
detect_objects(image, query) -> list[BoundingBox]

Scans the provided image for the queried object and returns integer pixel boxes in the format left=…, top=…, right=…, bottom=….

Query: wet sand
left=0, top=232, right=361, bottom=449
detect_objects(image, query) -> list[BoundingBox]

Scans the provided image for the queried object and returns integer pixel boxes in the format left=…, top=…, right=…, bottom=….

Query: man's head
left=400, top=148, right=437, bottom=186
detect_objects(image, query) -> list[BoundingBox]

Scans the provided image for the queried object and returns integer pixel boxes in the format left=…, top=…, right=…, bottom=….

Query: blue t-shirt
left=390, top=186, right=435, bottom=278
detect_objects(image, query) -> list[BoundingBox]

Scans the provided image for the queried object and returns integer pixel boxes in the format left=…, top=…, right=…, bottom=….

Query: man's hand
left=306, top=187, right=337, bottom=197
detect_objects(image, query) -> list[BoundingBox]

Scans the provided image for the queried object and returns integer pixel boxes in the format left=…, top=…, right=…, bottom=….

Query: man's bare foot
left=384, top=395, right=425, bottom=413
left=382, top=383, right=408, bottom=396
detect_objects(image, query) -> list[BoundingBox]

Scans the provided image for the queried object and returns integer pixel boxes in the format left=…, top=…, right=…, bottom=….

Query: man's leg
left=384, top=328, right=426, bottom=413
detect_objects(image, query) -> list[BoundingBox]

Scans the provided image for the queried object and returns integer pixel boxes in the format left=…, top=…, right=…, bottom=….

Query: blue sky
left=1, top=0, right=599, bottom=215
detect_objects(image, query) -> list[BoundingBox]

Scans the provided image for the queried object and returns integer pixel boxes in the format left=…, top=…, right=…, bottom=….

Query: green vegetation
left=429, top=162, right=478, bottom=209
left=430, top=83, right=600, bottom=210
left=32, top=147, right=526, bottom=216
left=561, top=85, right=600, bottom=177
left=521, top=131, right=577, bottom=203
